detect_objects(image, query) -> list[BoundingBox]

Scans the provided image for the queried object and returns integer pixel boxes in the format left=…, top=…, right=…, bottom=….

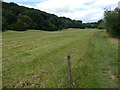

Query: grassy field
left=2, top=28, right=119, bottom=88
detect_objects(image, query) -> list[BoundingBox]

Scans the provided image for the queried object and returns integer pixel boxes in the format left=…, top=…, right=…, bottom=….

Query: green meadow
left=2, top=29, right=119, bottom=88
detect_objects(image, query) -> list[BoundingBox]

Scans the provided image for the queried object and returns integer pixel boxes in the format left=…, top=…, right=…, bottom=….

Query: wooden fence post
left=67, top=56, right=72, bottom=88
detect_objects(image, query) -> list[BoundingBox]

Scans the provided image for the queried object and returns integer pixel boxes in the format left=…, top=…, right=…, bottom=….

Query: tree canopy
left=104, top=8, right=120, bottom=36
left=2, top=2, right=98, bottom=31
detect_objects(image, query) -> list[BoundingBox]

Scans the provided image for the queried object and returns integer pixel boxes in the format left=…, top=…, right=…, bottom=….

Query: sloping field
left=2, top=29, right=119, bottom=88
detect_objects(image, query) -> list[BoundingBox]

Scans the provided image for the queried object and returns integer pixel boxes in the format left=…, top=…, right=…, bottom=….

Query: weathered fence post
left=67, top=56, right=72, bottom=88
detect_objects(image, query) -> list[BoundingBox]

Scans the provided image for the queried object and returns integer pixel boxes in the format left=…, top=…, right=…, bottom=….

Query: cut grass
left=2, top=29, right=118, bottom=88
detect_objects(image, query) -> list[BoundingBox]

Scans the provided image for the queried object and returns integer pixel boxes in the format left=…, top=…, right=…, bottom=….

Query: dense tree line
left=104, top=8, right=120, bottom=36
left=2, top=2, right=98, bottom=31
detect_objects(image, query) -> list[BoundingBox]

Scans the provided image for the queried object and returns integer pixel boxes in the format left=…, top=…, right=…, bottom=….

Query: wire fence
left=40, top=60, right=67, bottom=88
left=58, top=73, right=67, bottom=88
left=39, top=53, right=84, bottom=88
left=39, top=31, right=98, bottom=88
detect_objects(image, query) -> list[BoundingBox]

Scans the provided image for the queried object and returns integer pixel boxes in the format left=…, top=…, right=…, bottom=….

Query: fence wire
left=58, top=73, right=67, bottom=88
left=40, top=60, right=66, bottom=88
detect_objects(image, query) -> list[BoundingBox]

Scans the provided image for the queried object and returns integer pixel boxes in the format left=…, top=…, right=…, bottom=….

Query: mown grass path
left=2, top=29, right=119, bottom=88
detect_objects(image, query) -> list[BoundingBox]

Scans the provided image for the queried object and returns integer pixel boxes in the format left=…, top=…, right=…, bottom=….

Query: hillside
left=2, top=2, right=97, bottom=31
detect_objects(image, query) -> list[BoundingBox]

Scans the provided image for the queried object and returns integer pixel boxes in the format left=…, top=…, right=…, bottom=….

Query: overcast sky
left=4, top=0, right=119, bottom=22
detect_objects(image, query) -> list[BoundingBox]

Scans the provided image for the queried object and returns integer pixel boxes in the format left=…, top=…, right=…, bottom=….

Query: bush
left=104, top=8, right=120, bottom=36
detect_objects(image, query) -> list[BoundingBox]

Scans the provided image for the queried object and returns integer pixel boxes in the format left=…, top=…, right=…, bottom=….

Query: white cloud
left=34, top=0, right=119, bottom=22
left=93, top=0, right=119, bottom=7
left=4, top=0, right=120, bottom=22
left=36, top=0, right=94, bottom=13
